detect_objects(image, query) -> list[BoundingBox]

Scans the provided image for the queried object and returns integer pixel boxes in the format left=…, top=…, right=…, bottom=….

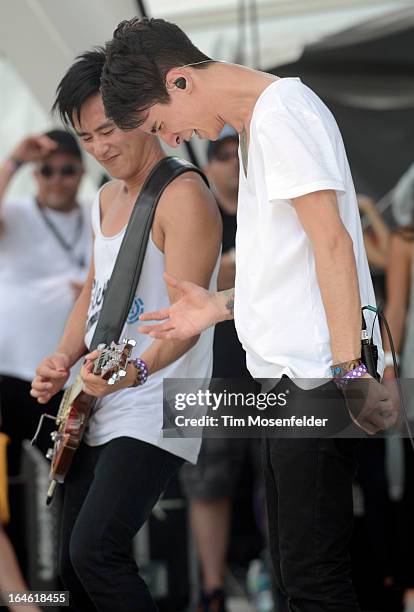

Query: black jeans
left=262, top=378, right=360, bottom=612
left=59, top=437, right=184, bottom=612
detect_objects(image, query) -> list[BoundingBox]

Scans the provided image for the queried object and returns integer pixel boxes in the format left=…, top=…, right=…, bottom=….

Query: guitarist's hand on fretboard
left=80, top=349, right=136, bottom=397
left=30, top=352, right=70, bottom=404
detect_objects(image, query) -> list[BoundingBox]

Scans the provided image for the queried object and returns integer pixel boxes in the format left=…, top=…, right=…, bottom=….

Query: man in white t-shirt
left=0, top=130, right=91, bottom=476
left=31, top=49, right=221, bottom=611
left=101, top=18, right=398, bottom=611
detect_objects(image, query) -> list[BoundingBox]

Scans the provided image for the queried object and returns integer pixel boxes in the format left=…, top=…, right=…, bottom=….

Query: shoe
left=196, top=588, right=227, bottom=612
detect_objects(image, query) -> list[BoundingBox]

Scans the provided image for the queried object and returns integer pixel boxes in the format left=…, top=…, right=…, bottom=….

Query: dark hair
left=44, top=129, right=82, bottom=160
left=101, top=17, right=213, bottom=130
left=52, top=47, right=106, bottom=128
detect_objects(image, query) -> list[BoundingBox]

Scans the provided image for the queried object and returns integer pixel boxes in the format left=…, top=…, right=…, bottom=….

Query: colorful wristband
left=330, top=358, right=362, bottom=378
left=129, top=357, right=149, bottom=387
left=335, top=363, right=368, bottom=389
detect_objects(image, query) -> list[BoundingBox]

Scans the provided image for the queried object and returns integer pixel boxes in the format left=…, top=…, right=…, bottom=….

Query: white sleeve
left=256, top=106, right=346, bottom=202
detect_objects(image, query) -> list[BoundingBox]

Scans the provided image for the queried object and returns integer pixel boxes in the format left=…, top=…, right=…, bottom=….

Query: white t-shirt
left=235, top=77, right=383, bottom=381
left=0, top=197, right=92, bottom=381
left=83, top=185, right=219, bottom=464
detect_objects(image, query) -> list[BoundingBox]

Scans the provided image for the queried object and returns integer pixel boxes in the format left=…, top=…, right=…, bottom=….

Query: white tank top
left=84, top=184, right=219, bottom=463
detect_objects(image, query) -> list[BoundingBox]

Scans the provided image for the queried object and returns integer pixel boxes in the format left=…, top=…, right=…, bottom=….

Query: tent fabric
left=273, top=7, right=414, bottom=201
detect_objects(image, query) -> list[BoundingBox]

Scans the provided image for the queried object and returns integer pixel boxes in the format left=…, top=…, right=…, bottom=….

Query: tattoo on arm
left=223, top=289, right=235, bottom=315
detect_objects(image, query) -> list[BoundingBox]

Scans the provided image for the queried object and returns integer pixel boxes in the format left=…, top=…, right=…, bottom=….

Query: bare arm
left=292, top=189, right=361, bottom=364
left=292, top=190, right=398, bottom=433
left=55, top=252, right=96, bottom=365
left=357, top=195, right=390, bottom=269
left=0, top=161, right=17, bottom=216
left=217, top=250, right=236, bottom=291
left=363, top=233, right=388, bottom=269
left=140, top=172, right=221, bottom=374
left=382, top=232, right=412, bottom=356
left=358, top=195, right=390, bottom=257
left=80, top=173, right=223, bottom=397
left=0, top=135, right=57, bottom=229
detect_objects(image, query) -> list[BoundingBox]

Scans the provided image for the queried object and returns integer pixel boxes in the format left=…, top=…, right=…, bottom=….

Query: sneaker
left=196, top=588, right=227, bottom=612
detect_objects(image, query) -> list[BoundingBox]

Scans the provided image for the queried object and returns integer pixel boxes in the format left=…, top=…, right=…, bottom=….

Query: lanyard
left=36, top=200, right=86, bottom=269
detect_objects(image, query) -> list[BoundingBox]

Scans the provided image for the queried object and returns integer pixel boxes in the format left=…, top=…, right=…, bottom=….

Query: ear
left=165, top=68, right=193, bottom=94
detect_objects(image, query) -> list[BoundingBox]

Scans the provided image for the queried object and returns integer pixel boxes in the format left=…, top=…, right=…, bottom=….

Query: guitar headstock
left=92, top=338, right=136, bottom=385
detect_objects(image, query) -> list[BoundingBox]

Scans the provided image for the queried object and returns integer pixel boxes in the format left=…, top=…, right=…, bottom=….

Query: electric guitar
left=32, top=339, right=136, bottom=504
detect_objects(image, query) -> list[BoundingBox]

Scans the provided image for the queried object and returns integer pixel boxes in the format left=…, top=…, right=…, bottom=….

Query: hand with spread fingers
left=342, top=373, right=398, bottom=435
left=138, top=272, right=228, bottom=340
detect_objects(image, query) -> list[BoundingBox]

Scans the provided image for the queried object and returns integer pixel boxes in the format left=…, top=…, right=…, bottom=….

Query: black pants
left=262, top=378, right=360, bottom=612
left=59, top=437, right=184, bottom=612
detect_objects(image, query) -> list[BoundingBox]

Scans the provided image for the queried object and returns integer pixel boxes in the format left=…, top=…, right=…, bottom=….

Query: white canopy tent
left=0, top=0, right=411, bottom=201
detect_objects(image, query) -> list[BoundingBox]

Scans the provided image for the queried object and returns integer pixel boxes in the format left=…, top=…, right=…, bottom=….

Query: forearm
left=0, top=160, right=16, bottom=222
left=140, top=336, right=200, bottom=375
left=314, top=233, right=361, bottom=364
left=365, top=208, right=390, bottom=254
left=217, top=259, right=236, bottom=291
left=363, top=235, right=387, bottom=269
left=382, top=305, right=405, bottom=354
left=55, top=290, right=91, bottom=366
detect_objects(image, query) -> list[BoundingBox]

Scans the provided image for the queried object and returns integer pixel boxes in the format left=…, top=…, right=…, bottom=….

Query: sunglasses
left=39, top=164, right=81, bottom=178
left=213, top=149, right=239, bottom=162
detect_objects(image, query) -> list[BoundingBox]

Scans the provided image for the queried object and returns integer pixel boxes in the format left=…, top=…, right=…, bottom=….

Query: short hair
left=101, top=17, right=213, bottom=131
left=52, top=47, right=105, bottom=128
left=44, top=129, right=82, bottom=160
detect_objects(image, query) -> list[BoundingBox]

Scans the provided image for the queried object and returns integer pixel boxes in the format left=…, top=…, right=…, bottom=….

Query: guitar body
left=50, top=389, right=96, bottom=484
left=42, top=339, right=136, bottom=504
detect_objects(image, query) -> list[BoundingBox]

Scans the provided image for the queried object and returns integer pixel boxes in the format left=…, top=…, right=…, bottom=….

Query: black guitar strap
left=90, top=156, right=208, bottom=350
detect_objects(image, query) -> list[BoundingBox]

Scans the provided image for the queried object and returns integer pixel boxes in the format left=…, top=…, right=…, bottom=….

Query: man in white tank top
left=30, top=49, right=221, bottom=612
left=101, top=19, right=399, bottom=612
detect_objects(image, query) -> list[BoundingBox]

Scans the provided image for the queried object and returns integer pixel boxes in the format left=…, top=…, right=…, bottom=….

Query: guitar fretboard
left=57, top=376, right=84, bottom=422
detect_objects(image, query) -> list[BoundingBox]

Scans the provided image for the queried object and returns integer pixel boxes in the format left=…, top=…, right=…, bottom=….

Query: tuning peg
left=97, top=343, right=107, bottom=350
left=46, top=448, right=54, bottom=460
left=107, top=372, right=118, bottom=385
left=122, top=338, right=137, bottom=347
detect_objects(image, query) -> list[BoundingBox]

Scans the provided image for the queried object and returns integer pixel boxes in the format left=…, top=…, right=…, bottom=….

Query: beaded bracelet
left=129, top=357, right=149, bottom=387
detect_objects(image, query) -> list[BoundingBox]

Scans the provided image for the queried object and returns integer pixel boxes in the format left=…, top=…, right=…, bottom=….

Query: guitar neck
left=57, top=375, right=85, bottom=420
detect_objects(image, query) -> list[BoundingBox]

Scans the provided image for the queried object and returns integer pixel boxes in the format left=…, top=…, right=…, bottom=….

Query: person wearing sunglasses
left=0, top=130, right=91, bottom=568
